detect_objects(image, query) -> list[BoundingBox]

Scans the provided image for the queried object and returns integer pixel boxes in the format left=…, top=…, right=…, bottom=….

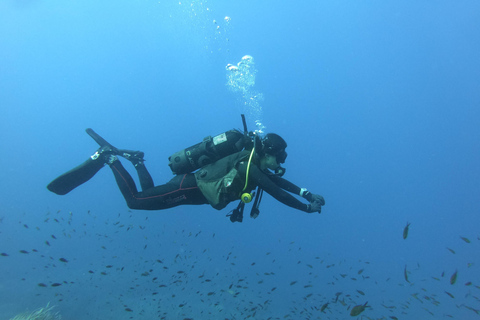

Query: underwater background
left=1, top=0, right=480, bottom=319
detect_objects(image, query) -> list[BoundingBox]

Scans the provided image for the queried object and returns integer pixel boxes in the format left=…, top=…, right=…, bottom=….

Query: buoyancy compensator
left=168, top=117, right=252, bottom=175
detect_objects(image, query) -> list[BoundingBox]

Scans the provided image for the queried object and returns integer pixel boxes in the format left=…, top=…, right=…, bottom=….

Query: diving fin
left=85, top=128, right=117, bottom=152
left=46, top=128, right=116, bottom=195
left=47, top=157, right=107, bottom=195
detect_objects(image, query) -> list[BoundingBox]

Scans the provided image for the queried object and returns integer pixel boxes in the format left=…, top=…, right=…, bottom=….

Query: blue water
left=1, top=1, right=480, bottom=319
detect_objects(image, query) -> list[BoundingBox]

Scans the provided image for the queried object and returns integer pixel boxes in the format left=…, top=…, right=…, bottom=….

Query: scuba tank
left=168, top=114, right=272, bottom=223
left=168, top=129, right=248, bottom=175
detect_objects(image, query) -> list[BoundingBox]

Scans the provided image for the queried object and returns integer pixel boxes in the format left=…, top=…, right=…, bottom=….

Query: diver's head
left=259, top=133, right=287, bottom=171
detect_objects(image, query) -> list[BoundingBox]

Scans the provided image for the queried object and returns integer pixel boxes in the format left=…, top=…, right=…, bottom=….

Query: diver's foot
left=120, top=151, right=145, bottom=167
left=90, top=145, right=119, bottom=165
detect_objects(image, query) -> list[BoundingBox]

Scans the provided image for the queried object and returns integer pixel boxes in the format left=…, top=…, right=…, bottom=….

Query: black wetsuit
left=109, top=157, right=310, bottom=212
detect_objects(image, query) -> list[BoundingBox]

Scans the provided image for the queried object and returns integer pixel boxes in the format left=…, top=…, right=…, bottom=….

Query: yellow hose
left=240, top=148, right=255, bottom=199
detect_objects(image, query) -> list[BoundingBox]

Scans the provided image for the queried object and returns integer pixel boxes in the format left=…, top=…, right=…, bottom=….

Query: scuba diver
left=47, top=116, right=325, bottom=222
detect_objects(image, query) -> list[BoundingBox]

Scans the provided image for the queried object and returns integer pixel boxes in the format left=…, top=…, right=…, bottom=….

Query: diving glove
left=311, top=194, right=325, bottom=206
left=307, top=200, right=323, bottom=214
left=301, top=189, right=326, bottom=207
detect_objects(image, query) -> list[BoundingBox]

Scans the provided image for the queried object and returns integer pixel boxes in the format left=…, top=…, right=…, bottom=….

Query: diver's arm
left=268, top=174, right=324, bottom=205
left=248, top=165, right=310, bottom=212
left=267, top=175, right=303, bottom=195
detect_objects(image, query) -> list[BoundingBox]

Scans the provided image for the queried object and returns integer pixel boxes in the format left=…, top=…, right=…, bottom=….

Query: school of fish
left=0, top=211, right=479, bottom=319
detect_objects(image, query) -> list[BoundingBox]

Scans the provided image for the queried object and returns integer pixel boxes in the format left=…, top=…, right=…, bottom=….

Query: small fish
left=125, top=308, right=133, bottom=312
left=334, top=292, right=342, bottom=303
left=450, top=270, right=458, bottom=285
left=51, top=234, right=57, bottom=239
left=320, top=302, right=329, bottom=313
left=465, top=282, right=472, bottom=286
left=1, top=253, right=8, bottom=257
left=404, top=265, right=410, bottom=283
left=350, top=301, right=368, bottom=316
left=460, top=236, right=471, bottom=243
left=356, top=290, right=365, bottom=296
left=446, top=247, right=456, bottom=254
left=19, top=250, right=29, bottom=254
left=59, top=258, right=68, bottom=263
left=38, top=283, right=47, bottom=287
left=51, top=283, right=62, bottom=287
left=290, top=281, right=297, bottom=286
left=445, top=291, right=455, bottom=298
left=403, top=222, right=411, bottom=239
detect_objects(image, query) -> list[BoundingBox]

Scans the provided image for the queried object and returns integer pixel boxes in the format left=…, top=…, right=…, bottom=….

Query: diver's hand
left=310, top=194, right=325, bottom=206
left=307, top=200, right=323, bottom=214
left=302, top=190, right=325, bottom=205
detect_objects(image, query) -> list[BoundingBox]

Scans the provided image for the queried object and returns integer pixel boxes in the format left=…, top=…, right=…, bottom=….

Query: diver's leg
left=134, top=163, right=155, bottom=190
left=109, top=161, right=207, bottom=210
left=120, top=151, right=154, bottom=190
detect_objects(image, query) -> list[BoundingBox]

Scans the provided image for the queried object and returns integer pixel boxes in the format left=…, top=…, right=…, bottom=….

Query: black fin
left=86, top=128, right=116, bottom=151
left=47, top=128, right=115, bottom=195
left=47, top=158, right=105, bottom=195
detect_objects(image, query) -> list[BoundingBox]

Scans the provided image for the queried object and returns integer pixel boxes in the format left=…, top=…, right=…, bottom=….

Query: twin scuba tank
left=167, top=115, right=278, bottom=221
left=168, top=129, right=252, bottom=175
